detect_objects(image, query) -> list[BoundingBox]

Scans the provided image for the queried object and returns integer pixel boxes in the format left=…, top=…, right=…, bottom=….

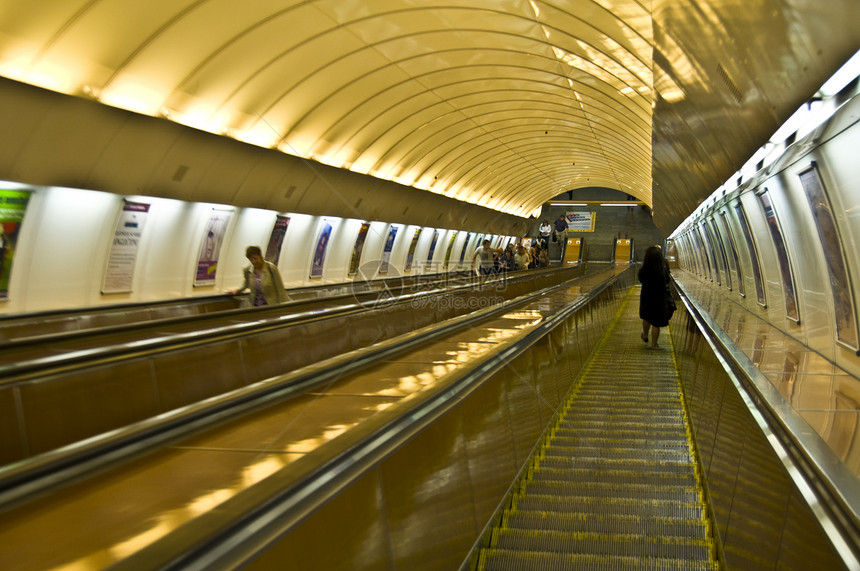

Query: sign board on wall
left=265, top=215, right=290, bottom=265
left=102, top=200, right=150, bottom=294
left=566, top=211, right=595, bottom=232
left=0, top=189, right=32, bottom=300
left=195, top=208, right=233, bottom=286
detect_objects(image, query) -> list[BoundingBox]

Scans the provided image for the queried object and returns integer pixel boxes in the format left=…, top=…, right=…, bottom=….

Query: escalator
left=471, top=289, right=720, bottom=570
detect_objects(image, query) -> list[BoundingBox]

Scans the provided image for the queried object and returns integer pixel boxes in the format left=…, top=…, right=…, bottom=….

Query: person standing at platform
left=231, top=245, right=287, bottom=306
left=538, top=219, right=551, bottom=248
left=638, top=245, right=671, bottom=348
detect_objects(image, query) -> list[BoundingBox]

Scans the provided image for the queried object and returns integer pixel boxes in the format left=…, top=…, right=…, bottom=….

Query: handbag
left=665, top=288, right=677, bottom=319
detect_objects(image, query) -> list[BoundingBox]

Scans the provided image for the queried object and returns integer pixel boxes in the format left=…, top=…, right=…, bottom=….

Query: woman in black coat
left=638, top=245, right=671, bottom=348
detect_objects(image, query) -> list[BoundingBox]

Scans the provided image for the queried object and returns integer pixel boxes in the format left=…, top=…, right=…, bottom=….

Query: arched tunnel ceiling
left=0, top=1, right=857, bottom=235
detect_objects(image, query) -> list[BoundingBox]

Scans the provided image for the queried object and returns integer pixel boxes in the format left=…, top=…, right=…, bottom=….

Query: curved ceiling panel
left=0, top=0, right=856, bottom=235
left=0, top=0, right=653, bottom=219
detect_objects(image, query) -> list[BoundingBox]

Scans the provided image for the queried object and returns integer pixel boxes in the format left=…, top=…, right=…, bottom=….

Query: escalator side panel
left=153, top=338, right=247, bottom=412
left=378, top=406, right=479, bottom=571
left=532, top=336, right=561, bottom=423
left=0, top=386, right=25, bottom=463
left=244, top=470, right=392, bottom=571
left=499, top=353, right=543, bottom=468
left=240, top=326, right=311, bottom=382
left=301, top=316, right=353, bottom=363
left=19, top=358, right=158, bottom=457
left=673, top=304, right=847, bottom=570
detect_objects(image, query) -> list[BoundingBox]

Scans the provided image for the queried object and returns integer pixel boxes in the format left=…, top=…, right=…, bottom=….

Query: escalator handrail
left=0, top=268, right=485, bottom=348
left=674, top=278, right=860, bottom=568
left=0, top=267, right=573, bottom=382
left=0, top=268, right=475, bottom=325
left=110, top=268, right=633, bottom=570
left=0, top=266, right=597, bottom=510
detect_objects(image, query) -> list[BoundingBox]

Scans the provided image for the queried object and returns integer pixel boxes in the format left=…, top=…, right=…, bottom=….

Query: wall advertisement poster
left=195, top=208, right=233, bottom=286
left=799, top=163, right=858, bottom=352
left=566, top=211, right=595, bottom=232
left=265, top=215, right=290, bottom=265
left=757, top=189, right=799, bottom=322
left=102, top=200, right=150, bottom=294
left=379, top=225, right=398, bottom=274
left=426, top=230, right=440, bottom=268
left=310, top=221, right=333, bottom=278
left=0, top=188, right=31, bottom=300
left=349, top=222, right=370, bottom=275
left=405, top=228, right=421, bottom=271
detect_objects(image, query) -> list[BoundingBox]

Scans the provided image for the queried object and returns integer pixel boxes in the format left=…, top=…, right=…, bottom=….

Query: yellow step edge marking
left=666, top=313, right=721, bottom=570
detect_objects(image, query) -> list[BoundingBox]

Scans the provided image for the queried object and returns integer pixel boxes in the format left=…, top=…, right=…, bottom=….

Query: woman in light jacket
left=233, top=245, right=286, bottom=306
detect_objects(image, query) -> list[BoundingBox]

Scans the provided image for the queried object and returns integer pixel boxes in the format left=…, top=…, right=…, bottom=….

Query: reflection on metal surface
left=677, top=270, right=860, bottom=484
left=673, top=287, right=849, bottom=569
left=56, top=450, right=296, bottom=569
left=285, top=424, right=356, bottom=453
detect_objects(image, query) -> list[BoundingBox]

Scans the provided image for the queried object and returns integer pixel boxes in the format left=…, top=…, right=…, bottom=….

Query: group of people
left=232, top=240, right=676, bottom=349
left=471, top=239, right=551, bottom=275
left=537, top=214, right=569, bottom=249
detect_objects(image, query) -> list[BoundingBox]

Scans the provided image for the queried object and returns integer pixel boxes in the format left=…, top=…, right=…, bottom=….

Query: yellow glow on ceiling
left=234, top=122, right=282, bottom=148
left=0, top=1, right=662, bottom=216
left=99, top=81, right=164, bottom=117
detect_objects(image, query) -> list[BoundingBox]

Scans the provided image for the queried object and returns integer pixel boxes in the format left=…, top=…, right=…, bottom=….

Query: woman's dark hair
left=245, top=245, right=263, bottom=258
left=642, top=245, right=665, bottom=272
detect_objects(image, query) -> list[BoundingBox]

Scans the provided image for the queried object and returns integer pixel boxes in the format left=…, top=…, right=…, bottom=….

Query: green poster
left=0, top=189, right=31, bottom=299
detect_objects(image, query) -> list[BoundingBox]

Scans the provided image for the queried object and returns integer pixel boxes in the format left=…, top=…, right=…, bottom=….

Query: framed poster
left=733, top=201, right=766, bottom=307
left=444, top=231, right=458, bottom=267
left=458, top=232, right=473, bottom=268
left=379, top=225, right=398, bottom=274
left=349, top=222, right=370, bottom=276
left=698, top=223, right=719, bottom=284
left=707, top=217, right=731, bottom=291
left=310, top=221, right=332, bottom=278
left=799, top=163, right=858, bottom=352
left=102, top=200, right=150, bottom=294
left=265, top=215, right=290, bottom=265
left=195, top=208, right=233, bottom=286
left=719, top=210, right=745, bottom=297
left=689, top=226, right=709, bottom=279
left=405, top=227, right=421, bottom=271
left=0, top=188, right=32, bottom=300
left=566, top=211, right=595, bottom=232
left=757, top=189, right=799, bottom=322
left=425, top=230, right=440, bottom=269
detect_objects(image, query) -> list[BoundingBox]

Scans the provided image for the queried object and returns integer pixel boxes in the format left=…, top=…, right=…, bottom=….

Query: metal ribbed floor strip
left=475, top=286, right=719, bottom=570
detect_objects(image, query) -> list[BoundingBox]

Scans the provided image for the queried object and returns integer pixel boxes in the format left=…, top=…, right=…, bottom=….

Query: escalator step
left=491, top=529, right=711, bottom=562
left=535, top=456, right=696, bottom=474
left=502, top=510, right=708, bottom=539
left=529, top=468, right=697, bottom=487
left=548, top=436, right=692, bottom=452
left=478, top=548, right=714, bottom=570
left=555, top=425, right=686, bottom=436
left=520, top=480, right=700, bottom=504
left=510, top=494, right=703, bottom=520
left=541, top=445, right=692, bottom=462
